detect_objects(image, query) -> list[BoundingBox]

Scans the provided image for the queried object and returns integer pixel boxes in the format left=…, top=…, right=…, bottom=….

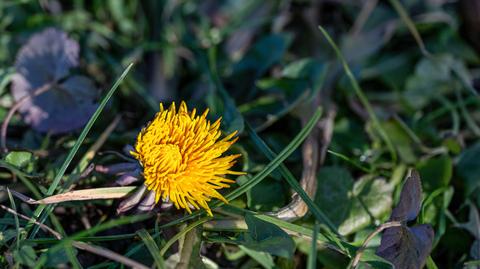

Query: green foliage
left=315, top=167, right=393, bottom=235
left=240, top=213, right=295, bottom=258
left=0, top=0, right=478, bottom=268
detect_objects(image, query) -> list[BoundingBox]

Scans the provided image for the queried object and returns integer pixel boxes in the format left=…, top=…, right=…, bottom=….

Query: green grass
left=0, top=1, right=479, bottom=268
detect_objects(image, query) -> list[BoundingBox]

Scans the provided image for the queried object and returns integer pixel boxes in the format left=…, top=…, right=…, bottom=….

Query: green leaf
left=417, top=155, right=452, bottom=192
left=404, top=55, right=461, bottom=109
left=247, top=177, right=288, bottom=211
left=457, top=142, right=480, bottom=195
left=282, top=58, right=327, bottom=93
left=136, top=229, right=165, bottom=269
left=356, top=249, right=394, bottom=269
left=315, top=167, right=353, bottom=228
left=315, top=167, right=393, bottom=235
left=0, top=229, right=18, bottom=246
left=239, top=245, right=275, bottom=269
left=240, top=213, right=295, bottom=258
left=381, top=120, right=416, bottom=163
left=45, top=248, right=72, bottom=267
left=234, top=34, right=292, bottom=75
left=4, top=151, right=33, bottom=169
left=13, top=245, right=37, bottom=267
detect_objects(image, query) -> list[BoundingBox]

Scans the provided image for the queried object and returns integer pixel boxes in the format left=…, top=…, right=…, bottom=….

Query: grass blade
left=28, top=63, right=134, bottom=238
left=387, top=0, right=429, bottom=56
left=224, top=107, right=323, bottom=202
left=137, top=229, right=165, bottom=269
left=159, top=217, right=209, bottom=256
left=318, top=26, right=397, bottom=162
left=307, top=222, right=319, bottom=269
left=245, top=122, right=337, bottom=233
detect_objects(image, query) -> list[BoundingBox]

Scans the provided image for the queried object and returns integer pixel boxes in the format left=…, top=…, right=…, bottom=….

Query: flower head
left=131, top=101, right=243, bottom=216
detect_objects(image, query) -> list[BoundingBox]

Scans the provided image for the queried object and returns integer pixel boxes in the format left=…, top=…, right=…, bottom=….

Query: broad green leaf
left=282, top=58, right=327, bottom=93
left=346, top=177, right=393, bottom=234
left=13, top=245, right=37, bottom=267
left=45, top=248, right=72, bottom=268
left=315, top=167, right=353, bottom=227
left=247, top=178, right=288, bottom=211
left=0, top=229, right=18, bottom=246
left=240, top=213, right=295, bottom=258
left=234, top=34, right=292, bottom=75
left=239, top=245, right=275, bottom=269
left=417, top=155, right=452, bottom=191
left=381, top=120, right=416, bottom=163
left=457, top=143, right=480, bottom=196
left=315, top=167, right=393, bottom=235
left=356, top=249, right=394, bottom=269
left=455, top=204, right=480, bottom=240
left=404, top=55, right=462, bottom=109
left=5, top=151, right=33, bottom=169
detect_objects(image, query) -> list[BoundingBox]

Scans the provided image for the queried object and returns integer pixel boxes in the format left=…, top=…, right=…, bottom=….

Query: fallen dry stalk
left=269, top=106, right=336, bottom=221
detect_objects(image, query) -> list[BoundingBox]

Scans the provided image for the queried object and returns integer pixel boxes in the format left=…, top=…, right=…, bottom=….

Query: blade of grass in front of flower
left=69, top=115, right=122, bottom=178
left=137, top=229, right=165, bottom=268
left=245, top=122, right=337, bottom=233
left=159, top=217, right=210, bottom=256
left=159, top=107, right=323, bottom=229
left=64, top=244, right=81, bottom=269
left=318, top=26, right=397, bottom=163
left=28, top=63, right=134, bottom=239
left=307, top=221, right=319, bottom=269
left=225, top=107, right=323, bottom=202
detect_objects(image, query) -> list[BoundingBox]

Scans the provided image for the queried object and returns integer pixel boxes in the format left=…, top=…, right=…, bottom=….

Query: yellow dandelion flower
left=131, top=101, right=244, bottom=216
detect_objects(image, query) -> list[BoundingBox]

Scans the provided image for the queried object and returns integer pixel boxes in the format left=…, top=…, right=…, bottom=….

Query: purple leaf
left=376, top=170, right=434, bottom=269
left=115, top=169, right=141, bottom=186
left=14, top=28, right=79, bottom=87
left=377, top=225, right=434, bottom=269
left=117, top=185, right=147, bottom=214
left=137, top=191, right=156, bottom=212
left=11, top=28, right=98, bottom=134
left=391, top=169, right=423, bottom=222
